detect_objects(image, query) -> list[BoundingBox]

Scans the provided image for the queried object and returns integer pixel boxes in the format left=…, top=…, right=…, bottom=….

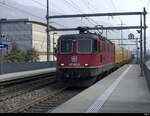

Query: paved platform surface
left=51, top=64, right=150, bottom=113
left=0, top=68, right=56, bottom=83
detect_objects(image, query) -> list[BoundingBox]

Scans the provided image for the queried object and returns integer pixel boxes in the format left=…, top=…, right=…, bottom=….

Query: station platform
left=0, top=68, right=56, bottom=83
left=51, top=64, right=150, bottom=113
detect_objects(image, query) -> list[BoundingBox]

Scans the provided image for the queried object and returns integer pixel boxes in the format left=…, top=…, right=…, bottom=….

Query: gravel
left=0, top=83, right=65, bottom=113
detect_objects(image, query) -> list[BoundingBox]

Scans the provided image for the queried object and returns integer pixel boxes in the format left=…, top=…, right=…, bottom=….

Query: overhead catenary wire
left=79, top=0, right=114, bottom=35
left=79, top=0, right=121, bottom=28
left=70, top=0, right=101, bottom=26
left=0, top=1, right=44, bottom=20
left=31, top=0, right=64, bottom=15
left=0, top=1, right=67, bottom=28
left=66, top=0, right=107, bottom=35
left=30, top=0, right=71, bottom=29
left=106, top=0, right=131, bottom=40
left=74, top=0, right=114, bottom=36
left=51, top=22, right=68, bottom=28
left=63, top=0, right=100, bottom=27
left=31, top=0, right=46, bottom=7
left=62, top=0, right=93, bottom=26
left=146, top=0, right=150, bottom=11
left=31, top=0, right=69, bottom=28
left=106, top=0, right=122, bottom=22
left=79, top=0, right=102, bottom=25
left=109, top=0, right=131, bottom=45
left=0, top=0, right=68, bottom=57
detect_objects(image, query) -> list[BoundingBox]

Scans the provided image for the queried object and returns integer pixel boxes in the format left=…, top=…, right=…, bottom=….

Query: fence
left=143, top=61, right=150, bottom=91
left=0, top=61, right=56, bottom=74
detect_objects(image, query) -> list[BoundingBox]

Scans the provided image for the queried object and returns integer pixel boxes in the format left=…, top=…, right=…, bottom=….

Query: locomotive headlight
left=84, top=64, right=89, bottom=67
left=60, top=63, right=65, bottom=66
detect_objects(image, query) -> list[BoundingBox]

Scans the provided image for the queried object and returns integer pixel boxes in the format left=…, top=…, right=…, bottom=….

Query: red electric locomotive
left=56, top=27, right=115, bottom=87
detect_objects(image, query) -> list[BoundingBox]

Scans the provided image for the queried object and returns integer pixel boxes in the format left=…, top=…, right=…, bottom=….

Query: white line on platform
left=86, top=65, right=132, bottom=113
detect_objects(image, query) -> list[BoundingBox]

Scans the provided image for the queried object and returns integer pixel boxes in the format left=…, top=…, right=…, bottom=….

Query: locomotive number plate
left=71, top=56, right=77, bottom=63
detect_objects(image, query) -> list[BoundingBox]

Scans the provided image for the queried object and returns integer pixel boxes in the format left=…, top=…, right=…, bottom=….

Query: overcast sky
left=13, top=0, right=150, bottom=50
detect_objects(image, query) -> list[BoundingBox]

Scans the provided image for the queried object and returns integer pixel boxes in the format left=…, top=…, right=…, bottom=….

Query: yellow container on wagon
left=123, top=48, right=128, bottom=63
left=114, top=44, right=124, bottom=65
left=115, top=43, right=132, bottom=65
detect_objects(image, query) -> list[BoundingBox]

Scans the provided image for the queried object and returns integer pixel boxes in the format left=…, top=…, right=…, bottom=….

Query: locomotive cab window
left=59, top=40, right=72, bottom=53
left=78, top=39, right=92, bottom=53
left=93, top=40, right=100, bottom=53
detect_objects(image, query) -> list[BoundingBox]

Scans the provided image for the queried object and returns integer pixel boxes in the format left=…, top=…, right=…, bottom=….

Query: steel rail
left=0, top=76, right=56, bottom=102
left=10, top=87, right=67, bottom=113
left=0, top=71, right=56, bottom=87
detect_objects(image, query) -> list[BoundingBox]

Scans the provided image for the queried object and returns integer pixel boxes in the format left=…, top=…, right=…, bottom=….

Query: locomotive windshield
left=59, top=40, right=72, bottom=53
left=78, top=40, right=92, bottom=53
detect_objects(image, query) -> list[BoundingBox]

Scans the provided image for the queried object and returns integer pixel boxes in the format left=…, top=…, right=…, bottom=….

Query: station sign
left=0, top=44, right=8, bottom=50
left=128, top=33, right=135, bottom=40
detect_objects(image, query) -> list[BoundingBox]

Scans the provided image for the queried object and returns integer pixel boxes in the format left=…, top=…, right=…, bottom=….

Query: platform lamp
left=135, top=37, right=140, bottom=64
left=136, top=29, right=143, bottom=76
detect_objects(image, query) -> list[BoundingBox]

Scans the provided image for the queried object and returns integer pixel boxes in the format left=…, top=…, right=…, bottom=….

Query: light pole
left=135, top=37, right=139, bottom=64
left=46, top=0, right=50, bottom=61
left=143, top=8, right=146, bottom=61
left=137, top=28, right=143, bottom=76
left=0, top=21, right=2, bottom=74
left=53, top=32, right=57, bottom=61
left=121, top=22, right=123, bottom=46
left=118, top=21, right=125, bottom=47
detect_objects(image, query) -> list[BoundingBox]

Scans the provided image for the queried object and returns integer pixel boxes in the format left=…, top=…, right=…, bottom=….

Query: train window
left=92, top=40, right=100, bottom=53
left=59, top=40, right=72, bottom=53
left=93, top=40, right=98, bottom=53
left=78, top=40, right=92, bottom=53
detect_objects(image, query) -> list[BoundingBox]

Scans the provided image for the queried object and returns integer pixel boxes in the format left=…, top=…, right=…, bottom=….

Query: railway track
left=0, top=72, right=56, bottom=89
left=0, top=66, right=120, bottom=113
left=0, top=72, right=56, bottom=102
left=10, top=87, right=84, bottom=113
left=7, top=71, right=114, bottom=113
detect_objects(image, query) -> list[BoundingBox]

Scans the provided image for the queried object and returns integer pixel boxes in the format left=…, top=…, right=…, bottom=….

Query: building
left=0, top=19, right=61, bottom=61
